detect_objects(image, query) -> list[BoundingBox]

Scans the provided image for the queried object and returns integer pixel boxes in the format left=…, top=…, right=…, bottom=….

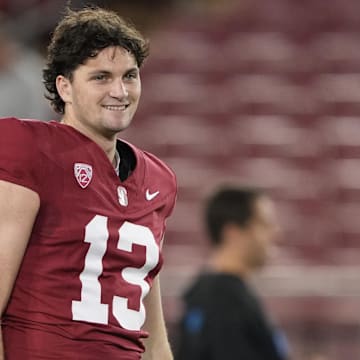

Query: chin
left=107, top=120, right=132, bottom=133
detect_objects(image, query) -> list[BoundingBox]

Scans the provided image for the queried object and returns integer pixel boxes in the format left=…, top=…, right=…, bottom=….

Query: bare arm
left=0, top=180, right=40, bottom=359
left=141, top=275, right=173, bottom=360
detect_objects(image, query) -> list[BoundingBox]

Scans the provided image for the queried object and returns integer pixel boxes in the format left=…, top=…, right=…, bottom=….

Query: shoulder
left=127, top=142, right=177, bottom=217
left=0, top=116, right=45, bottom=127
left=141, top=149, right=177, bottom=207
left=0, top=116, right=33, bottom=135
left=185, top=273, right=251, bottom=308
left=0, top=117, right=40, bottom=152
left=0, top=118, right=71, bottom=160
left=0, top=117, right=56, bottom=142
left=0, top=118, right=54, bottom=194
left=142, top=150, right=177, bottom=189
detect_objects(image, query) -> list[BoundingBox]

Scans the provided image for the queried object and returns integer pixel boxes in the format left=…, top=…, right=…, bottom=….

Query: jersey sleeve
left=0, top=118, right=42, bottom=195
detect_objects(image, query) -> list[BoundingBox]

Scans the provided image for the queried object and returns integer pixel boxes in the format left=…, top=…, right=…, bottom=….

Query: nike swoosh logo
left=146, top=189, right=160, bottom=201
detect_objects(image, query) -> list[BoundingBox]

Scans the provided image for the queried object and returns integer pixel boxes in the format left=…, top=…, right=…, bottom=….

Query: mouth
left=102, top=104, right=129, bottom=111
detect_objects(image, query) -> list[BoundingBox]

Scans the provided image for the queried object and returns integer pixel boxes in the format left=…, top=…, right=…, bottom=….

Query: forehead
left=82, top=46, right=138, bottom=71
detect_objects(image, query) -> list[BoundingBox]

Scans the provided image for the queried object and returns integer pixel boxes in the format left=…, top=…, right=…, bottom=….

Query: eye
left=124, top=71, right=138, bottom=81
left=92, top=73, right=109, bottom=81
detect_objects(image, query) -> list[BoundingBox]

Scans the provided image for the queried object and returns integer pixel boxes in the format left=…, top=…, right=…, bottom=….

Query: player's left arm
left=141, top=275, right=173, bottom=360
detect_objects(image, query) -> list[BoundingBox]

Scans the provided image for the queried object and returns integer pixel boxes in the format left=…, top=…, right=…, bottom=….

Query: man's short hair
left=205, top=186, right=264, bottom=245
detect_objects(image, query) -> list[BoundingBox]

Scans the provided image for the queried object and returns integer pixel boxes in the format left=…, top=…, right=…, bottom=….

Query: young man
left=175, top=187, right=290, bottom=360
left=0, top=7, right=176, bottom=360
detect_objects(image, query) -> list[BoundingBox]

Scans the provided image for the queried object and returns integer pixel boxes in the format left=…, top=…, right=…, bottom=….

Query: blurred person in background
left=0, top=6, right=176, bottom=360
left=0, top=16, right=51, bottom=119
left=175, top=186, right=290, bottom=360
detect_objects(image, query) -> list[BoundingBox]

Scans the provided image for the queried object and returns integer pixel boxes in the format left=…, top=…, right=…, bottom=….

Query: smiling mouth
left=102, top=104, right=129, bottom=111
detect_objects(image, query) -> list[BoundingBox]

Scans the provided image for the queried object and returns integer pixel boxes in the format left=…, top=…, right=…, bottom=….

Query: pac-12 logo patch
left=74, top=163, right=93, bottom=189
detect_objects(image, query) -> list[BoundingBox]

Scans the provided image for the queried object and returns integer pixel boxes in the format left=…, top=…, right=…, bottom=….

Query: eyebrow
left=88, top=67, right=139, bottom=76
left=87, top=70, right=110, bottom=78
left=124, top=67, right=139, bottom=75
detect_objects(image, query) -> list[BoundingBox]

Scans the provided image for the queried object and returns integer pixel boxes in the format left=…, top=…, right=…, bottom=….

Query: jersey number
left=71, top=215, right=159, bottom=331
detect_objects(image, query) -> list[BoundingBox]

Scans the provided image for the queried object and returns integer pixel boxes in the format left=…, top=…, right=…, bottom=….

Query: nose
left=109, top=78, right=128, bottom=99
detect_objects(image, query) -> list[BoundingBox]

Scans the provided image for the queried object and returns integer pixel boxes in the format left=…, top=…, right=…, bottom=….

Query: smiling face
left=56, top=46, right=141, bottom=141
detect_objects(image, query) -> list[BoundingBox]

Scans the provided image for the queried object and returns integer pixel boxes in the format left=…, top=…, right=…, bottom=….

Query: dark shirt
left=175, top=272, right=289, bottom=360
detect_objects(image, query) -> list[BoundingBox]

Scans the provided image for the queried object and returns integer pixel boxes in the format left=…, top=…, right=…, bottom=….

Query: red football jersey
left=0, top=118, right=177, bottom=360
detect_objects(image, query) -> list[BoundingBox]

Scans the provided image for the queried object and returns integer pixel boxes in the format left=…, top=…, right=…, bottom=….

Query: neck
left=209, top=246, right=249, bottom=278
left=61, top=116, right=117, bottom=164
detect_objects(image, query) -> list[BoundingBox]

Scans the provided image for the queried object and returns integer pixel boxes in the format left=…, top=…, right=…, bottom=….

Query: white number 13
left=72, top=215, right=159, bottom=331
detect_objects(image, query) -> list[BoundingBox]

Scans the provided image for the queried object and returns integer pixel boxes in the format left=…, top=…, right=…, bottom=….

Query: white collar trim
left=114, top=150, right=120, bottom=176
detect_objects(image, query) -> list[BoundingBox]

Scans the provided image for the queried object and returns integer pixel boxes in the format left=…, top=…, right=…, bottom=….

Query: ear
left=56, top=75, right=72, bottom=104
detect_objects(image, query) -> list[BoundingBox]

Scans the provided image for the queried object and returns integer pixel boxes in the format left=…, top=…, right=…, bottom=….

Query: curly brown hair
left=43, top=6, right=149, bottom=114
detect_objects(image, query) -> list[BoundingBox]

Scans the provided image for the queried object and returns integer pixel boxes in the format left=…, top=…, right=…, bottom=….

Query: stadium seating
left=122, top=0, right=360, bottom=356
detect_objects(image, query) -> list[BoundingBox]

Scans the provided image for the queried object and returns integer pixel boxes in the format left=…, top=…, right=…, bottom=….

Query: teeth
left=103, top=105, right=127, bottom=111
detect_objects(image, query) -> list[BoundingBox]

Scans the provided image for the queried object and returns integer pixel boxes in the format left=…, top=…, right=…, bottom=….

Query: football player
left=0, top=6, right=176, bottom=360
